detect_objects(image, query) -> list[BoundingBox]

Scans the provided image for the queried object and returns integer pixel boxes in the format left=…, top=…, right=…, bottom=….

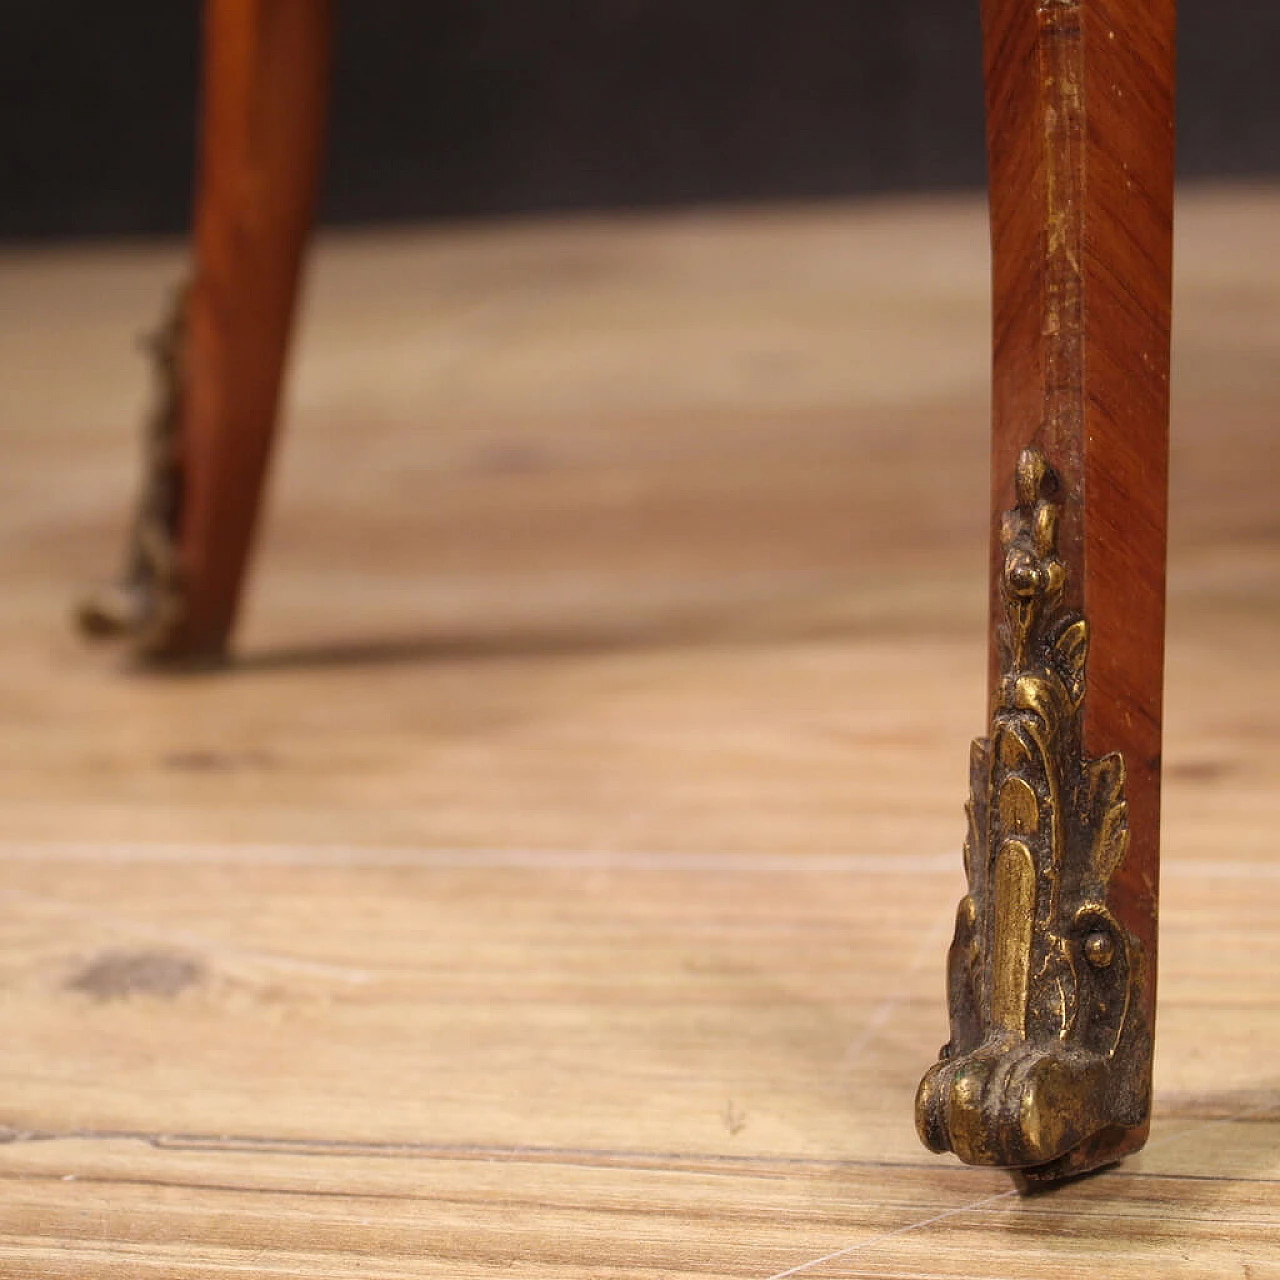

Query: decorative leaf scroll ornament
left=76, top=286, right=188, bottom=655
left=915, top=448, right=1149, bottom=1183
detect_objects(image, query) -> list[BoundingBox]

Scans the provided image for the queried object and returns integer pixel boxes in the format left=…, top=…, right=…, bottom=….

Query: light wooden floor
left=1, top=186, right=1279, bottom=1277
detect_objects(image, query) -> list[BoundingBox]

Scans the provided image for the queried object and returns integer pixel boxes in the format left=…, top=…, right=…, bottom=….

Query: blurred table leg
left=80, top=0, right=333, bottom=663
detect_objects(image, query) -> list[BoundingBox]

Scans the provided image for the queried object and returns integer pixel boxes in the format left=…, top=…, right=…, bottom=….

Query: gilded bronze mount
left=915, top=448, right=1150, bottom=1184
left=76, top=287, right=189, bottom=658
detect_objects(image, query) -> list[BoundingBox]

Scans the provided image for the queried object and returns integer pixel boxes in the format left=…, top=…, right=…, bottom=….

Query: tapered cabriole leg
left=915, top=0, right=1175, bottom=1185
left=79, top=0, right=333, bottom=664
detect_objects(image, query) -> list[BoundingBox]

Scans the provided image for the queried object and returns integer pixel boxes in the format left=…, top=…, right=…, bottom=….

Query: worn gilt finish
left=76, top=288, right=189, bottom=656
left=916, top=447, right=1150, bottom=1184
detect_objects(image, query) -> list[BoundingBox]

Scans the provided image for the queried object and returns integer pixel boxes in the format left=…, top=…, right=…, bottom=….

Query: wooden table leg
left=915, top=0, right=1176, bottom=1184
left=79, top=0, right=333, bottom=664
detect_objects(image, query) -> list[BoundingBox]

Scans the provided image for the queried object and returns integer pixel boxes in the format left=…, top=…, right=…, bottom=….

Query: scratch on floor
left=760, top=1100, right=1280, bottom=1279
left=842, top=904, right=955, bottom=1069
left=1139, top=1100, right=1280, bottom=1157
left=0, top=839, right=957, bottom=874
left=761, top=1190, right=1019, bottom=1280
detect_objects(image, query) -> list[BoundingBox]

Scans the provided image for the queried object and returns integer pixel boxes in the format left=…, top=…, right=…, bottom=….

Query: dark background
left=2, top=1, right=1278, bottom=241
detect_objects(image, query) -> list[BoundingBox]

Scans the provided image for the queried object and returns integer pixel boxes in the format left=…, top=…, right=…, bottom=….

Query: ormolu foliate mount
left=915, top=449, right=1151, bottom=1186
left=76, top=288, right=189, bottom=657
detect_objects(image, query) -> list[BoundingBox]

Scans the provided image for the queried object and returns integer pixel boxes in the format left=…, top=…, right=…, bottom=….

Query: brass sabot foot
left=75, top=572, right=194, bottom=665
left=916, top=1040, right=1111, bottom=1170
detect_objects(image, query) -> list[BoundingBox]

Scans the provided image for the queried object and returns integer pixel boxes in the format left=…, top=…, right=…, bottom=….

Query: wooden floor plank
left=0, top=186, right=1278, bottom=1275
